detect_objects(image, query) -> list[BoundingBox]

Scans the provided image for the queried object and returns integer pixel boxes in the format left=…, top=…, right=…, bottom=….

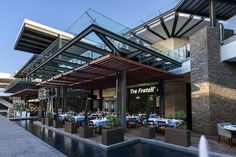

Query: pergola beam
left=144, top=26, right=166, bottom=40
left=92, top=24, right=181, bottom=66
left=177, top=17, right=206, bottom=37
left=160, top=17, right=171, bottom=38
left=27, top=25, right=94, bottom=76
left=174, top=15, right=194, bottom=37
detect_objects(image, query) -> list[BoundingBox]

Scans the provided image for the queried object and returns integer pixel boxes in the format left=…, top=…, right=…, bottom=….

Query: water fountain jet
left=199, top=135, right=209, bottom=157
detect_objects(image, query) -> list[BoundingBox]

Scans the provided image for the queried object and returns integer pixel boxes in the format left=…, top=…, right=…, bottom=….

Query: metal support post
left=209, top=0, right=216, bottom=27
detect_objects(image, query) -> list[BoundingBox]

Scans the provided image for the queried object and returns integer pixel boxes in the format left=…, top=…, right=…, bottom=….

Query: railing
left=23, top=38, right=68, bottom=75
left=223, top=16, right=236, bottom=35
left=221, top=15, right=236, bottom=43
left=164, top=44, right=190, bottom=62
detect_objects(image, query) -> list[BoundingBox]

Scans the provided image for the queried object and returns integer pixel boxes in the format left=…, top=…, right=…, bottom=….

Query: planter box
left=140, top=127, right=155, bottom=139
left=37, top=110, right=42, bottom=121
left=79, top=127, right=93, bottom=138
left=64, top=121, right=78, bottom=133
left=41, top=118, right=45, bottom=125
left=45, top=118, right=53, bottom=126
left=165, top=128, right=191, bottom=147
left=102, top=128, right=124, bottom=145
left=21, top=111, right=27, bottom=118
left=53, top=120, right=63, bottom=128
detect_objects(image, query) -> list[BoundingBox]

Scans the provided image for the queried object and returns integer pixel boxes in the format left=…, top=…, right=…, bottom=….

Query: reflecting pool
left=16, top=120, right=196, bottom=157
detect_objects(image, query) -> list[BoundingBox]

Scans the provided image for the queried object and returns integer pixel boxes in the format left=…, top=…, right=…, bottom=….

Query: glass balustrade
left=24, top=1, right=186, bottom=78
left=223, top=15, right=236, bottom=37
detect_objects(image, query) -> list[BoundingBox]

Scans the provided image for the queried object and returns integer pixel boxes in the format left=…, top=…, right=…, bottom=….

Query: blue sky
left=0, top=0, right=178, bottom=74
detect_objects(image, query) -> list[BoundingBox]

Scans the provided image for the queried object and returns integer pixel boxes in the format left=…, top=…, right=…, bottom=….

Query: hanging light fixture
left=136, top=95, right=141, bottom=100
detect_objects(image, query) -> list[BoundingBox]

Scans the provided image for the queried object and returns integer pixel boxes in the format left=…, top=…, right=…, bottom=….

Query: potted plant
left=102, top=114, right=124, bottom=146
left=64, top=112, right=78, bottom=133
left=165, top=110, right=191, bottom=147
left=45, top=111, right=53, bottom=126
left=79, top=98, right=93, bottom=138
left=140, top=96, right=155, bottom=139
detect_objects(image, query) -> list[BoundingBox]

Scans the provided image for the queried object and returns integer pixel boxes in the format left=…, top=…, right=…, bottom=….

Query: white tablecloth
left=74, top=115, right=85, bottom=122
left=90, top=118, right=107, bottom=126
left=59, top=114, right=67, bottom=120
left=126, top=116, right=141, bottom=122
left=224, top=125, right=236, bottom=131
left=148, top=118, right=183, bottom=127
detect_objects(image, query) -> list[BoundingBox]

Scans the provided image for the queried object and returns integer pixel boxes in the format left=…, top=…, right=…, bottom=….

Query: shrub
left=46, top=111, right=53, bottom=118
left=175, top=110, right=186, bottom=120
left=105, top=115, right=121, bottom=129
left=66, top=112, right=74, bottom=122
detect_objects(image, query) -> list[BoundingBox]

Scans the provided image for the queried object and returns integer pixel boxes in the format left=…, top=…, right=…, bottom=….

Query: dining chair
left=217, top=122, right=235, bottom=147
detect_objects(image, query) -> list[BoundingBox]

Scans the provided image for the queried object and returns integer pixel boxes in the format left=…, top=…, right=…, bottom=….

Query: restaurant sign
left=129, top=86, right=157, bottom=94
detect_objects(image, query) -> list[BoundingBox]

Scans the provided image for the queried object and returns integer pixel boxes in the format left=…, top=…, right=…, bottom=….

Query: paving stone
left=0, top=115, right=66, bottom=157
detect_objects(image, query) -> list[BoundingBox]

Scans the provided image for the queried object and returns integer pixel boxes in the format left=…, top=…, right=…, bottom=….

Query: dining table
left=90, top=118, right=107, bottom=126
left=223, top=125, right=236, bottom=132
left=126, top=116, right=141, bottom=122
left=73, top=115, right=85, bottom=122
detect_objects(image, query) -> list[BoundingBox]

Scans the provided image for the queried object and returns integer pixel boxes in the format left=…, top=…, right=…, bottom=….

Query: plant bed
left=45, top=118, right=53, bottom=126
left=165, top=128, right=191, bottom=147
left=140, top=127, right=155, bottom=139
left=64, top=121, right=78, bottom=133
left=102, top=128, right=124, bottom=145
left=79, top=126, right=93, bottom=138
left=53, top=120, right=63, bottom=128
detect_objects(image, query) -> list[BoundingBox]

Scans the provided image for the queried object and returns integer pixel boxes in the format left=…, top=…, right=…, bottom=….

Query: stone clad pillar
left=116, top=71, right=127, bottom=128
left=190, top=26, right=236, bottom=135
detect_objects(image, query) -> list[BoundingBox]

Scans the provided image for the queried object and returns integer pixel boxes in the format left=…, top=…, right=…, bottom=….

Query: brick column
left=190, top=26, right=236, bottom=135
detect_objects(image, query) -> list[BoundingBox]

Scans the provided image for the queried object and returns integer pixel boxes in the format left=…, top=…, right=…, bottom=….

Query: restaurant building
left=6, top=0, right=236, bottom=135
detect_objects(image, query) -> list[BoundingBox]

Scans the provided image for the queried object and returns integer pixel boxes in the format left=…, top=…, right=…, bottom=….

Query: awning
left=10, top=89, right=38, bottom=98
left=39, top=54, right=179, bottom=89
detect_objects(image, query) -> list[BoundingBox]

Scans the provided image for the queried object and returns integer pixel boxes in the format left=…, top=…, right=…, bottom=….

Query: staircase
left=0, top=97, right=13, bottom=108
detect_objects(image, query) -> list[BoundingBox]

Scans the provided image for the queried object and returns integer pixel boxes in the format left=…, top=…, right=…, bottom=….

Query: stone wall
left=190, top=26, right=236, bottom=135
left=164, top=78, right=187, bottom=117
left=153, top=38, right=189, bottom=50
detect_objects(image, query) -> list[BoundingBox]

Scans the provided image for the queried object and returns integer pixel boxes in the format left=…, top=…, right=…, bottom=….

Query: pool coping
left=34, top=121, right=233, bottom=157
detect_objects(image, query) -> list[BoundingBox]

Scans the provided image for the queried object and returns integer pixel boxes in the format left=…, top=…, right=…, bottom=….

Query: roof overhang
left=14, top=19, right=74, bottom=54
left=0, top=78, right=14, bottom=88
left=10, top=89, right=38, bottom=98
left=130, top=11, right=210, bottom=44
left=129, top=0, right=236, bottom=44
left=176, top=0, right=236, bottom=21
left=4, top=81, right=38, bottom=93
left=38, top=54, right=180, bottom=89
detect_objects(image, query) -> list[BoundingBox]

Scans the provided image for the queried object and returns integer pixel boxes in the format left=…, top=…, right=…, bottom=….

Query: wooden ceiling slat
left=40, top=54, right=178, bottom=89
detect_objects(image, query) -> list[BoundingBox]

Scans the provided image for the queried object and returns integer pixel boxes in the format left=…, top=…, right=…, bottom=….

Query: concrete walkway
left=0, top=115, right=66, bottom=157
